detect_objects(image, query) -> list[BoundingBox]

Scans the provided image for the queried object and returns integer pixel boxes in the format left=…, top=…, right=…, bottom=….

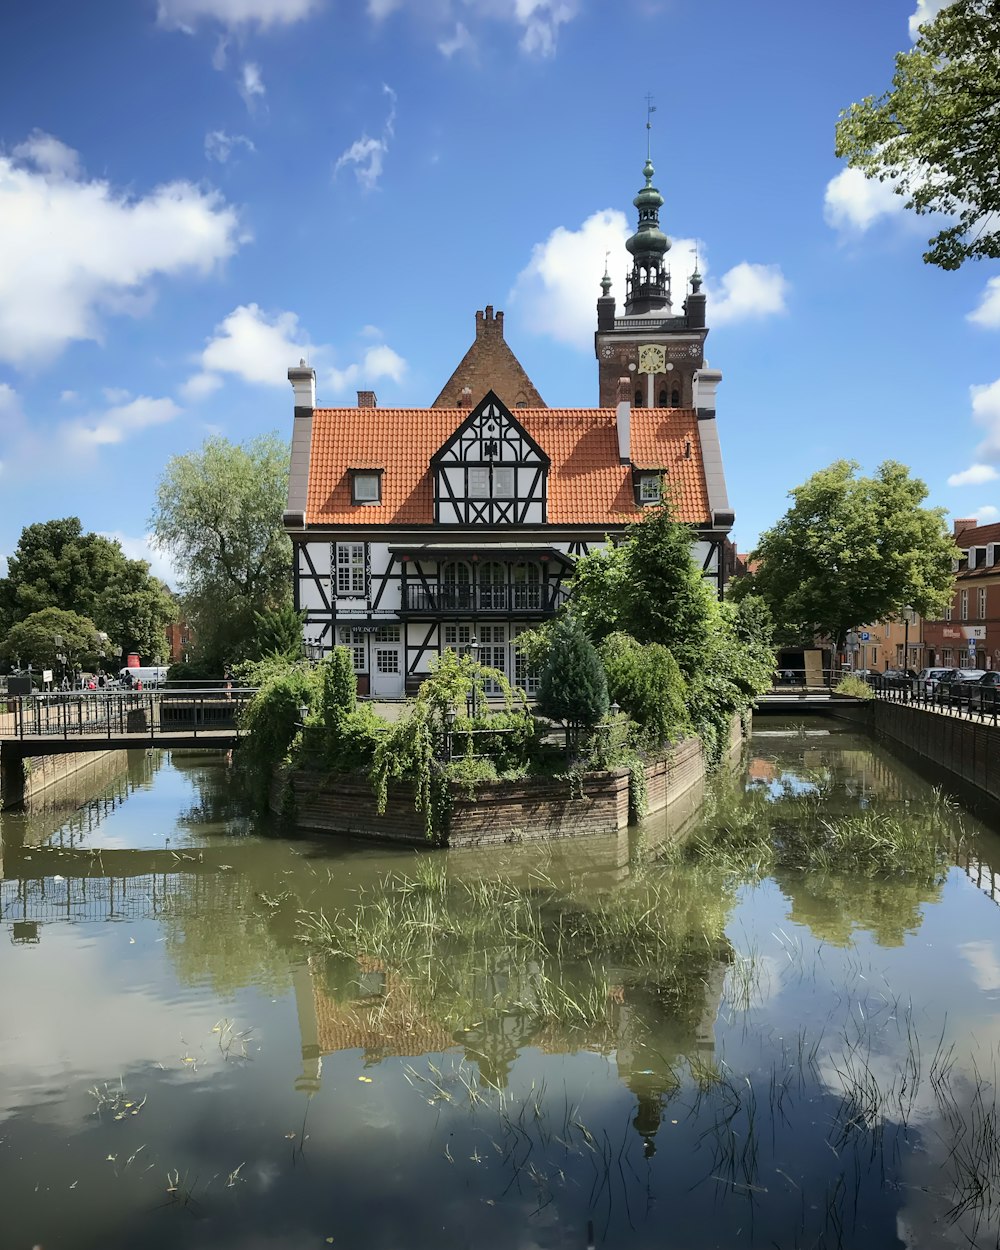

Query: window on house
left=946, top=603, right=953, bottom=622
left=961, top=589, right=969, bottom=620
left=350, top=471, right=382, bottom=504
left=943, top=648, right=953, bottom=665
left=468, top=466, right=514, bottom=498
left=639, top=475, right=661, bottom=503
left=444, top=624, right=473, bottom=651
left=337, top=625, right=367, bottom=672
left=979, top=587, right=987, bottom=620
left=671, top=387, right=680, bottom=405
left=335, top=543, right=366, bottom=596
left=634, top=390, right=643, bottom=407
left=658, top=389, right=667, bottom=407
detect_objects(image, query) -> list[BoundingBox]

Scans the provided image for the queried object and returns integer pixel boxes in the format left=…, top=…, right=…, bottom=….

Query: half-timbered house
left=282, top=154, right=735, bottom=697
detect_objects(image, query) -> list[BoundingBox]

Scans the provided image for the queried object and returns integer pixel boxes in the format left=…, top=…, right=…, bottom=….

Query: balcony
left=401, top=584, right=562, bottom=616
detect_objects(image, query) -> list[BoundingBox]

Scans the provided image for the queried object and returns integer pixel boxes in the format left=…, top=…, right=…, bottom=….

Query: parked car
left=951, top=669, right=1000, bottom=708
left=918, top=667, right=954, bottom=690
left=877, top=668, right=918, bottom=690
left=937, top=668, right=988, bottom=704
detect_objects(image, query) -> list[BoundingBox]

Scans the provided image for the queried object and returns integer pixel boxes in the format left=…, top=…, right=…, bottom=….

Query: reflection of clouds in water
left=959, top=940, right=1000, bottom=992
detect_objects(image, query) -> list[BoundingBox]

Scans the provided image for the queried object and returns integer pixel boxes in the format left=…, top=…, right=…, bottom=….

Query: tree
left=150, top=434, right=292, bottom=668
left=834, top=0, right=1000, bottom=269
left=568, top=500, right=718, bottom=681
left=0, top=607, right=103, bottom=673
left=535, top=615, right=608, bottom=740
left=600, top=633, right=689, bottom=746
left=0, top=518, right=175, bottom=662
left=251, top=601, right=305, bottom=661
left=738, top=460, right=956, bottom=652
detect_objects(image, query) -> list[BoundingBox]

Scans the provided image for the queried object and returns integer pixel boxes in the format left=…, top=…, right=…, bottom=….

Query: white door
left=371, top=644, right=404, bottom=698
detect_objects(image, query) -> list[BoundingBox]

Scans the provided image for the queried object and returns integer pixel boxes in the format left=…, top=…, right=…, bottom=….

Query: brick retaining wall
left=279, top=716, right=743, bottom=847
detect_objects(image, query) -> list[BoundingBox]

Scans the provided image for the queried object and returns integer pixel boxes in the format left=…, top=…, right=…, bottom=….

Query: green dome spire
left=626, top=156, right=670, bottom=260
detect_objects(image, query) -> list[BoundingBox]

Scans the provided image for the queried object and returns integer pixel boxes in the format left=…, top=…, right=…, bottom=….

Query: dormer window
left=350, top=469, right=382, bottom=504
left=638, top=474, right=661, bottom=504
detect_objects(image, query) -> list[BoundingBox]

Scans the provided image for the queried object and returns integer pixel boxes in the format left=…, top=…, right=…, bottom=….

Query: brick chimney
left=475, top=305, right=504, bottom=339
left=357, top=390, right=377, bottom=408
left=953, top=517, right=976, bottom=536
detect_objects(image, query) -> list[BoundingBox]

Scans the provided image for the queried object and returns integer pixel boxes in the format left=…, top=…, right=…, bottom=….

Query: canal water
left=2, top=720, right=1000, bottom=1249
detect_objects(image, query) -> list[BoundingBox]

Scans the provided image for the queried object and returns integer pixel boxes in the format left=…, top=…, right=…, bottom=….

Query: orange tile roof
left=306, top=406, right=710, bottom=526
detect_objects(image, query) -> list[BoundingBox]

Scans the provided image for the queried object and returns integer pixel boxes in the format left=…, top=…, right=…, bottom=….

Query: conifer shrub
left=536, top=615, right=609, bottom=743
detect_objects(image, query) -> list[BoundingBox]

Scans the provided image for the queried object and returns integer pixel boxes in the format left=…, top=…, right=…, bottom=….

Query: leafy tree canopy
left=568, top=499, right=718, bottom=682
left=0, top=607, right=104, bottom=671
left=835, top=0, right=1000, bottom=269
left=735, top=460, right=956, bottom=649
left=0, top=517, right=175, bottom=662
left=600, top=633, right=689, bottom=746
left=150, top=434, right=292, bottom=668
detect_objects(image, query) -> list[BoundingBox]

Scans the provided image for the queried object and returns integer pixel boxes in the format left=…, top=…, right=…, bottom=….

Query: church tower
left=596, top=127, right=709, bottom=410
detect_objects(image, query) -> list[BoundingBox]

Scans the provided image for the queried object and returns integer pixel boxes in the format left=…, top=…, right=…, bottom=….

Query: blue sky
left=0, top=0, right=997, bottom=587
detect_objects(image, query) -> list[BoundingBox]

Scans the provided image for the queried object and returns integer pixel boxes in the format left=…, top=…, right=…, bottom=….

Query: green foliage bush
left=833, top=674, right=874, bottom=700
left=449, top=709, right=540, bottom=772
left=326, top=703, right=387, bottom=772
left=167, top=659, right=223, bottom=685
left=600, top=632, right=689, bottom=746
left=239, top=660, right=322, bottom=798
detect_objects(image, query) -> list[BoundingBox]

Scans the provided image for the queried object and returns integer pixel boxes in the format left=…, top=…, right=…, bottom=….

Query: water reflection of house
left=293, top=950, right=728, bottom=1154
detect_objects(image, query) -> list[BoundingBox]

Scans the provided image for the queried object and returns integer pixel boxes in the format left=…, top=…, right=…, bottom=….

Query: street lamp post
left=468, top=637, right=480, bottom=719
left=902, top=606, right=914, bottom=695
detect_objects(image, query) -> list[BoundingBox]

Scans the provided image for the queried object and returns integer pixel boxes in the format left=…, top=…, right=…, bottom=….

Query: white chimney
left=288, top=358, right=316, bottom=410
left=615, top=376, right=631, bottom=463
left=692, top=368, right=722, bottom=418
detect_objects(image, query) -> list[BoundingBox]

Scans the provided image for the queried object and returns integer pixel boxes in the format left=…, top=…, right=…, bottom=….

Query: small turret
left=684, top=266, right=706, bottom=329
left=597, top=254, right=616, bottom=331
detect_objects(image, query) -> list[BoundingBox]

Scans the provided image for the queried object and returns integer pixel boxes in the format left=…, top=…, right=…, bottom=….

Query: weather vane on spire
left=645, top=93, right=656, bottom=160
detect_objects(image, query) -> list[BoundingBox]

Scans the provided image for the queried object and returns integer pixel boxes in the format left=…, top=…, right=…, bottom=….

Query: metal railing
left=869, top=675, right=1000, bottom=726
left=403, top=584, right=561, bottom=614
left=2, top=687, right=257, bottom=742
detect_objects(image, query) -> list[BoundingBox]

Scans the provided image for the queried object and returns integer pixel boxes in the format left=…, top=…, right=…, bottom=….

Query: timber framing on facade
left=282, top=154, right=735, bottom=697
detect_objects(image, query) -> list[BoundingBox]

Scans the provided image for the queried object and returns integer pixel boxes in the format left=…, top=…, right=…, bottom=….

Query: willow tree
left=835, top=0, right=1000, bottom=269
left=150, top=434, right=292, bottom=668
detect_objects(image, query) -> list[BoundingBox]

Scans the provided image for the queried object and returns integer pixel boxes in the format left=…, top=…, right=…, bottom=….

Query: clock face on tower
left=638, top=343, right=666, bottom=374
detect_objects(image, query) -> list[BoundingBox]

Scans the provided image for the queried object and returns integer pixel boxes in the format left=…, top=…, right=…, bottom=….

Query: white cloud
left=438, top=21, right=475, bottom=57
left=709, top=261, right=789, bottom=325
left=12, top=129, right=81, bottom=179
left=823, top=167, right=907, bottom=234
left=204, top=129, right=255, bottom=163
left=102, top=386, right=131, bottom=404
left=239, top=62, right=266, bottom=108
left=0, top=382, right=20, bottom=475
left=64, top=396, right=181, bottom=449
left=191, top=303, right=309, bottom=389
left=184, top=304, right=408, bottom=399
left=179, top=370, right=224, bottom=402
left=972, top=377, right=1000, bottom=461
left=334, top=84, right=397, bottom=191
left=947, top=464, right=999, bottom=487
left=510, top=209, right=788, bottom=349
left=367, top=0, right=577, bottom=57
left=909, top=0, right=949, bottom=40
left=0, top=133, right=243, bottom=367
left=59, top=389, right=78, bottom=403
left=969, top=276, right=1000, bottom=329
left=973, top=505, right=1000, bottom=523
left=157, top=0, right=321, bottom=31
left=100, top=531, right=181, bottom=587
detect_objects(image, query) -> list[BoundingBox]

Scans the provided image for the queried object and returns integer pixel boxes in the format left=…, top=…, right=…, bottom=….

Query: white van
left=119, top=666, right=169, bottom=688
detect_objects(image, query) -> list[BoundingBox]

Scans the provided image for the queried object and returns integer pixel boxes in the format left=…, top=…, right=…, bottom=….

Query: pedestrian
left=136, top=678, right=142, bottom=691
